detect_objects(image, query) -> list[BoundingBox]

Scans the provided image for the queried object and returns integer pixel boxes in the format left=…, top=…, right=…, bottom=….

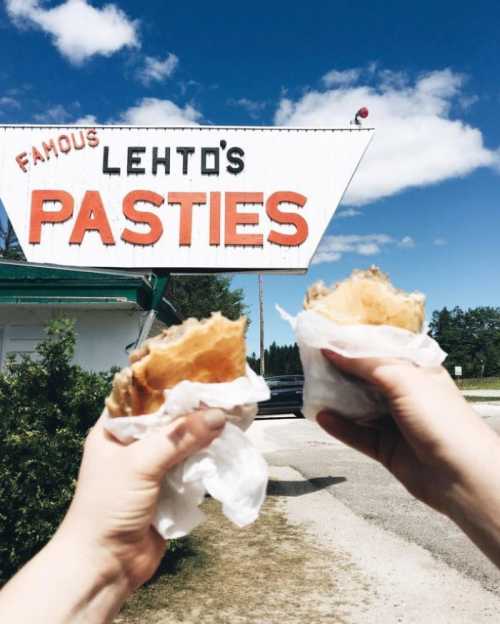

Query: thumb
left=131, top=410, right=226, bottom=481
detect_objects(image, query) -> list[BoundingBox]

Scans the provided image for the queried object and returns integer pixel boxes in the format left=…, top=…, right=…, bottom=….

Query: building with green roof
left=0, top=260, right=179, bottom=370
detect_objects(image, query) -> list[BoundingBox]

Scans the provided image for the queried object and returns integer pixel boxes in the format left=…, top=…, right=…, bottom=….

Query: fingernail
left=203, top=409, right=226, bottom=430
left=316, top=410, right=334, bottom=427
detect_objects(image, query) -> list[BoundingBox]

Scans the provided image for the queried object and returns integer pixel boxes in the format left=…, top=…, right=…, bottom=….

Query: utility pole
left=258, top=273, right=265, bottom=376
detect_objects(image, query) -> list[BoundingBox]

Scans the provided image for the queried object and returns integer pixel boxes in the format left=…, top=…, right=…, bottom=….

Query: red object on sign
left=357, top=107, right=369, bottom=119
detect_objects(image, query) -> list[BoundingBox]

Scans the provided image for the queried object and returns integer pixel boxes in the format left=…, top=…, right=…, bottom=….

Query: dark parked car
left=258, top=375, right=304, bottom=417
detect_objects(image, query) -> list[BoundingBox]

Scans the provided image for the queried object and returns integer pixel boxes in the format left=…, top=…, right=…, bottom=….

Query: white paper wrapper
left=104, top=365, right=270, bottom=539
left=278, top=306, right=447, bottom=424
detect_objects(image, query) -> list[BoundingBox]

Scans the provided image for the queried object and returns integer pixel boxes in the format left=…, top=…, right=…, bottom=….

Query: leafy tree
left=166, top=275, right=248, bottom=321
left=253, top=305, right=500, bottom=379
left=0, top=319, right=113, bottom=584
left=430, top=306, right=500, bottom=377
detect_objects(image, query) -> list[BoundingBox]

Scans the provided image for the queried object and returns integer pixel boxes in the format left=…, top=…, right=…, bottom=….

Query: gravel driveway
left=248, top=417, right=500, bottom=622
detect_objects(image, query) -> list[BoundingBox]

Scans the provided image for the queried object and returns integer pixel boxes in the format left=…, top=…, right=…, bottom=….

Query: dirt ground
left=115, top=471, right=370, bottom=624
left=115, top=461, right=500, bottom=624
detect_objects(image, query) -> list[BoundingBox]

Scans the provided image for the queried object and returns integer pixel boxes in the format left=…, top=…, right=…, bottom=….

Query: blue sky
left=0, top=0, right=499, bottom=354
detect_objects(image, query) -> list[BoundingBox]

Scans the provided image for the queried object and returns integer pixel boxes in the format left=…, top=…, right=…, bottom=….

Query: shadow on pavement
left=267, top=476, right=346, bottom=497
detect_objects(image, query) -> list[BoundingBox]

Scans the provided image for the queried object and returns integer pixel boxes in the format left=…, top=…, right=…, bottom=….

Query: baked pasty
left=106, top=313, right=247, bottom=417
left=304, top=266, right=425, bottom=333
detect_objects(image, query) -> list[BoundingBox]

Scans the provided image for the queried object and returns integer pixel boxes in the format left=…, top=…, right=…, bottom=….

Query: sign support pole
left=259, top=273, right=265, bottom=376
left=135, top=273, right=170, bottom=347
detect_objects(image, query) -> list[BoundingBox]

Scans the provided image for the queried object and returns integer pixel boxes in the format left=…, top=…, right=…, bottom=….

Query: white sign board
left=454, top=366, right=463, bottom=377
left=0, top=125, right=373, bottom=271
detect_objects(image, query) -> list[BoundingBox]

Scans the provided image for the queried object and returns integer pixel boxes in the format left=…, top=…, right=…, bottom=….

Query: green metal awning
left=0, top=260, right=180, bottom=326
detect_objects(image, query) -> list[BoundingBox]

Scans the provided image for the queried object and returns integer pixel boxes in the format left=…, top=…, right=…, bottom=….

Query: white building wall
left=0, top=305, right=145, bottom=371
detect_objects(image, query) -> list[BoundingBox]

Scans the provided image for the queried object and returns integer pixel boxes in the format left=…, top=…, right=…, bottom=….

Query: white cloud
left=74, top=114, right=98, bottom=125
left=459, top=94, right=479, bottom=110
left=138, top=53, right=179, bottom=85
left=335, top=207, right=362, bottom=219
left=378, top=69, right=408, bottom=90
left=6, top=0, right=139, bottom=64
left=33, top=104, right=72, bottom=123
left=178, top=79, right=201, bottom=96
left=227, top=97, right=267, bottom=119
left=312, top=234, right=394, bottom=265
left=116, top=98, right=202, bottom=126
left=398, top=235, right=415, bottom=248
left=433, top=237, right=448, bottom=246
left=0, top=96, right=20, bottom=109
left=71, top=99, right=202, bottom=126
left=322, top=68, right=361, bottom=87
left=275, top=68, right=498, bottom=205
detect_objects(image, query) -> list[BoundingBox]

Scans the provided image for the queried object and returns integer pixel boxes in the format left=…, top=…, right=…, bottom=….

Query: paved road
left=247, top=417, right=500, bottom=596
left=463, top=389, right=500, bottom=398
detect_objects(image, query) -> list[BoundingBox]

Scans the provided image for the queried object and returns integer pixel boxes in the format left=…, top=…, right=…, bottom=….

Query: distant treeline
left=248, top=342, right=303, bottom=377
left=430, top=306, right=500, bottom=378
left=248, top=306, right=500, bottom=379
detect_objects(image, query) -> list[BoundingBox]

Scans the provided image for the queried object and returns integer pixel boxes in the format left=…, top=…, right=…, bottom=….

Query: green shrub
left=0, top=319, right=113, bottom=584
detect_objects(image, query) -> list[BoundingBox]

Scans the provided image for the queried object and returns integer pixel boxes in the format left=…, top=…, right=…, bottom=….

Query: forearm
left=0, top=530, right=130, bottom=623
left=444, top=429, right=500, bottom=569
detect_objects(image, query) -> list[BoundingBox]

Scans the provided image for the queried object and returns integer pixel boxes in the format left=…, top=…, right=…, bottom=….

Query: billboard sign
left=0, top=125, right=373, bottom=272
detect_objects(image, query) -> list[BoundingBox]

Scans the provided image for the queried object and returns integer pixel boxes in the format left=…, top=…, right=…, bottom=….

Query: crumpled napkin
left=104, top=366, right=270, bottom=539
left=277, top=305, right=447, bottom=424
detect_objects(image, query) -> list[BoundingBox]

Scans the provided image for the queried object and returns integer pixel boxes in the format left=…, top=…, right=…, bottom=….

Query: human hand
left=58, top=409, right=226, bottom=591
left=0, top=409, right=226, bottom=623
left=317, top=351, right=500, bottom=518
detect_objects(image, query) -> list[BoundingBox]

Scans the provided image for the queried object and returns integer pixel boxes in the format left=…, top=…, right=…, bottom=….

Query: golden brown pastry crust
left=106, top=313, right=247, bottom=417
left=304, top=266, right=425, bottom=333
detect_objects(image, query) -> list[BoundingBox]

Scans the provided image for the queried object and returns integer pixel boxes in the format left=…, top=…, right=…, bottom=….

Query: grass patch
left=115, top=493, right=354, bottom=624
left=465, top=396, right=500, bottom=404
left=457, top=377, right=500, bottom=390
left=116, top=537, right=205, bottom=617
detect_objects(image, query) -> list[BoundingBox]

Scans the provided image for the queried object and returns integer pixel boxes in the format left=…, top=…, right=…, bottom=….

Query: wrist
left=418, top=399, right=500, bottom=516
left=50, top=527, right=132, bottom=622
left=439, top=432, right=500, bottom=568
left=55, top=527, right=127, bottom=582
left=0, top=525, right=131, bottom=624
